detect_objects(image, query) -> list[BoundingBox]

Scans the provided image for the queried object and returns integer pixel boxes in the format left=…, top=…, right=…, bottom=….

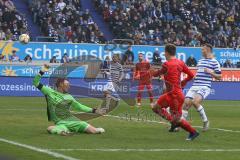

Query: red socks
left=179, top=119, right=196, bottom=134
left=154, top=108, right=196, bottom=134
left=137, top=92, right=142, bottom=103
left=160, top=108, right=173, bottom=121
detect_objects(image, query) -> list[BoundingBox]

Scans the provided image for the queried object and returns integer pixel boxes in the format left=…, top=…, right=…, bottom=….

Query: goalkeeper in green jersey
left=33, top=64, right=105, bottom=136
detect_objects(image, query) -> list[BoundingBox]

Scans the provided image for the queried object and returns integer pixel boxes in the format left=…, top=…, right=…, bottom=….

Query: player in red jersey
left=151, top=44, right=199, bottom=140
left=134, top=53, right=154, bottom=107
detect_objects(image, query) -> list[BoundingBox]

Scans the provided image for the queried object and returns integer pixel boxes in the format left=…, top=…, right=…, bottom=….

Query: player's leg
left=84, top=125, right=105, bottom=134
left=103, top=82, right=120, bottom=110
left=170, top=93, right=199, bottom=140
left=182, top=98, right=193, bottom=120
left=101, top=92, right=120, bottom=115
left=183, top=86, right=210, bottom=131
left=182, top=87, right=195, bottom=120
left=101, top=92, right=119, bottom=113
left=153, top=93, right=199, bottom=140
left=168, top=95, right=183, bottom=132
left=47, top=125, right=71, bottom=136
left=137, top=83, right=144, bottom=106
left=180, top=118, right=199, bottom=140
left=146, top=83, right=154, bottom=105
left=61, top=121, right=105, bottom=134
left=192, top=89, right=210, bottom=131
left=152, top=93, right=173, bottom=122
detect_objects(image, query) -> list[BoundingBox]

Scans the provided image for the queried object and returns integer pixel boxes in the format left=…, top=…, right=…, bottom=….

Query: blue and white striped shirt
left=107, top=62, right=124, bottom=82
left=193, top=58, right=221, bottom=88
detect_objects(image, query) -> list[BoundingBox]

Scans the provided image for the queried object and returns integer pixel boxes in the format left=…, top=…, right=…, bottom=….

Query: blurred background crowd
left=94, top=0, right=240, bottom=48
left=0, top=0, right=240, bottom=68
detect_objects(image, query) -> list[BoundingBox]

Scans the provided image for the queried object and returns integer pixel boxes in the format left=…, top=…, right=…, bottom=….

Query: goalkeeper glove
left=39, top=64, right=50, bottom=76
left=92, top=108, right=106, bottom=115
left=41, top=64, right=50, bottom=72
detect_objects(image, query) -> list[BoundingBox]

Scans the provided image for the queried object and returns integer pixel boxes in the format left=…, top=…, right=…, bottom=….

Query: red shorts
left=157, top=91, right=184, bottom=116
left=138, top=82, right=152, bottom=91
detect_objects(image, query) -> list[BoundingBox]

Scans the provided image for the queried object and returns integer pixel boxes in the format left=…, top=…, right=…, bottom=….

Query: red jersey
left=153, top=58, right=194, bottom=93
left=135, top=61, right=151, bottom=83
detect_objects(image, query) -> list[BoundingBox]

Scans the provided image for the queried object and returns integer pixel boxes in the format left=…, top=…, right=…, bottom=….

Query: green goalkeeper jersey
left=33, top=73, right=93, bottom=124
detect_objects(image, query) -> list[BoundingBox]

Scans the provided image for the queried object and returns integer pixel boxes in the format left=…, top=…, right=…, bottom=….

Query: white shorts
left=185, top=86, right=211, bottom=100
left=104, top=81, right=118, bottom=93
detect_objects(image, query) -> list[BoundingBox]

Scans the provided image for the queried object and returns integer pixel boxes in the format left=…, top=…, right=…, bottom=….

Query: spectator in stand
left=152, top=48, right=162, bottom=65
left=237, top=61, right=240, bottom=68
left=9, top=50, right=20, bottom=62
left=98, top=32, right=106, bottom=44
left=29, top=0, right=105, bottom=43
left=50, top=56, right=58, bottom=63
left=223, top=59, right=234, bottom=68
left=186, top=55, right=197, bottom=67
left=24, top=54, right=32, bottom=63
left=122, top=46, right=134, bottom=65
left=101, top=56, right=110, bottom=70
left=101, top=56, right=110, bottom=78
left=95, top=0, right=240, bottom=48
left=61, top=53, right=70, bottom=63
left=0, top=53, right=4, bottom=61
left=0, top=0, right=29, bottom=41
left=4, top=0, right=15, bottom=11
left=65, top=26, right=73, bottom=42
left=0, top=29, right=6, bottom=40
left=189, top=35, right=201, bottom=47
left=57, top=0, right=66, bottom=11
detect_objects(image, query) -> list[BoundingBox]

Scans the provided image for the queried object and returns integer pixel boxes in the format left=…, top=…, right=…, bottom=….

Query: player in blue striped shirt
left=182, top=44, right=222, bottom=131
left=102, top=54, right=124, bottom=111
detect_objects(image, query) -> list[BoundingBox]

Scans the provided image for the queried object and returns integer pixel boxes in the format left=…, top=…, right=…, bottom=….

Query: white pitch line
left=104, top=115, right=167, bottom=124
left=49, top=148, right=240, bottom=152
left=0, top=138, right=80, bottom=160
left=209, top=128, right=240, bottom=133
left=105, top=115, right=240, bottom=133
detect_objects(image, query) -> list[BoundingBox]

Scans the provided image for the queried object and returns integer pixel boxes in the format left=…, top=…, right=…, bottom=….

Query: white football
left=19, top=34, right=30, bottom=44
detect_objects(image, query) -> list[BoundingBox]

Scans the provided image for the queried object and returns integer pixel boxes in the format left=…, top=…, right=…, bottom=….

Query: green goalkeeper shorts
left=50, top=120, right=89, bottom=134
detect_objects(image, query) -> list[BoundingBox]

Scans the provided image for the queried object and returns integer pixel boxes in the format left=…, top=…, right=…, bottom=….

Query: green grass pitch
left=0, top=97, right=240, bottom=160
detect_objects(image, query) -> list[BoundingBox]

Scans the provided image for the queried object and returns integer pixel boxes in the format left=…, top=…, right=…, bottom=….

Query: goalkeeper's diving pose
left=33, top=64, right=105, bottom=136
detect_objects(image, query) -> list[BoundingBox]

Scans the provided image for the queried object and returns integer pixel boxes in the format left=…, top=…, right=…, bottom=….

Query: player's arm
left=71, top=99, right=105, bottom=115
left=118, top=64, right=124, bottom=82
left=204, top=63, right=222, bottom=80
left=104, top=67, right=111, bottom=75
left=71, top=99, right=94, bottom=113
left=151, top=63, right=168, bottom=77
left=181, top=63, right=194, bottom=88
left=205, top=69, right=222, bottom=80
left=133, top=64, right=139, bottom=80
left=147, top=62, right=152, bottom=79
left=33, top=64, right=53, bottom=95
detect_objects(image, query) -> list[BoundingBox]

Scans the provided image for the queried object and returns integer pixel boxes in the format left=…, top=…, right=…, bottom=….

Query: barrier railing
left=35, top=36, right=59, bottom=42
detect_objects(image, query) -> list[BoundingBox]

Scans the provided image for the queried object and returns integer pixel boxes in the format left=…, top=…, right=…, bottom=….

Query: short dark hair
left=165, top=43, right=176, bottom=56
left=203, top=43, right=213, bottom=52
left=56, top=78, right=67, bottom=88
